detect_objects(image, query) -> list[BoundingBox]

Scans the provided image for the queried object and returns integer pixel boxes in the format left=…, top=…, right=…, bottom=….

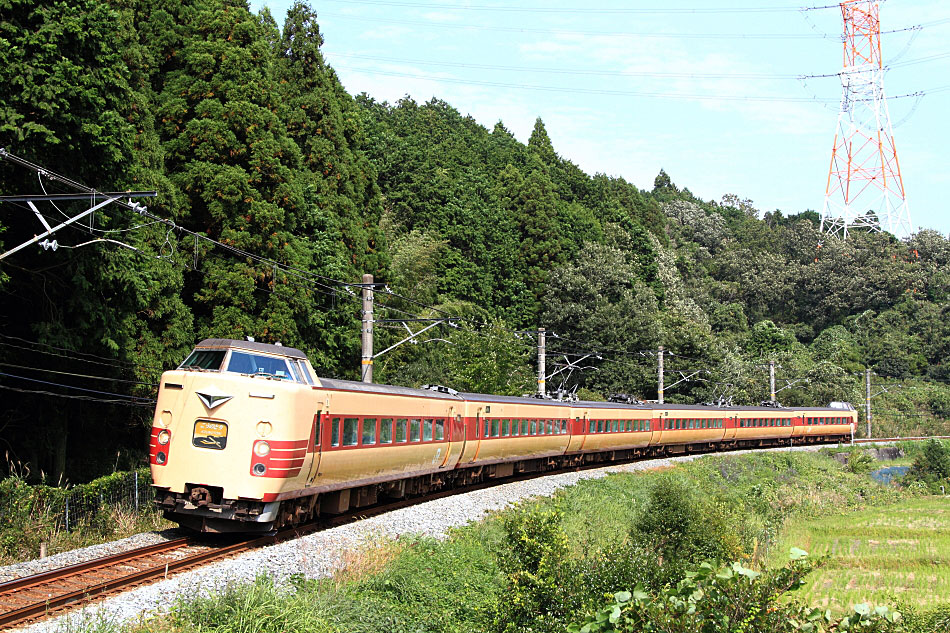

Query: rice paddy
left=774, top=496, right=950, bottom=612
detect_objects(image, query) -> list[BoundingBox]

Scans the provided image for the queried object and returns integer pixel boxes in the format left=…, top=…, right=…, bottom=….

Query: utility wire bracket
left=0, top=148, right=156, bottom=261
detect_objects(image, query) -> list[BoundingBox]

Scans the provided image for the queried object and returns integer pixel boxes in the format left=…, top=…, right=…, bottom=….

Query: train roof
left=195, top=338, right=308, bottom=360
left=320, top=378, right=465, bottom=401
left=313, top=379, right=852, bottom=414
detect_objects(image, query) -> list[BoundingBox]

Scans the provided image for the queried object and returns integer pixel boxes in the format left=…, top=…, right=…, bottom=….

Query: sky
left=249, top=0, right=950, bottom=236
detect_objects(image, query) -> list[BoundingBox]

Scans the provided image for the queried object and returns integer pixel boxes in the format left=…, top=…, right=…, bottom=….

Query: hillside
left=1, top=0, right=949, bottom=483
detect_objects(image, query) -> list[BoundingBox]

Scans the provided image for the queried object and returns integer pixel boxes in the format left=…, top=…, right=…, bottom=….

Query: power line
left=330, top=51, right=813, bottom=80
left=0, top=362, right=159, bottom=387
left=0, top=333, right=165, bottom=370
left=0, top=383, right=154, bottom=407
left=0, top=371, right=155, bottom=404
left=321, top=12, right=838, bottom=40
left=324, top=0, right=841, bottom=15
left=332, top=64, right=837, bottom=103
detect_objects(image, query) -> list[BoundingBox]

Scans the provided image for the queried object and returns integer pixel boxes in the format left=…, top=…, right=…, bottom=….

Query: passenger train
left=150, top=338, right=856, bottom=532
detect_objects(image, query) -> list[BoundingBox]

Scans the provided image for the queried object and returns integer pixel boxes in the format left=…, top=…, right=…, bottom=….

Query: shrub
left=570, top=549, right=902, bottom=633
left=847, top=450, right=876, bottom=475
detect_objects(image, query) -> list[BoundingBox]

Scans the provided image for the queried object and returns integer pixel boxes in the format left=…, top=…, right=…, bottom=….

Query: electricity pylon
left=820, top=0, right=911, bottom=239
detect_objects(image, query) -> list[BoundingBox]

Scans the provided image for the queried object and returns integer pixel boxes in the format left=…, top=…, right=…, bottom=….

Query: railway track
left=2, top=435, right=945, bottom=630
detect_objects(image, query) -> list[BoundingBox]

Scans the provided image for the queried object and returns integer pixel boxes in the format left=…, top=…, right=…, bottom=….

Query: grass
left=0, top=506, right=173, bottom=566
left=60, top=451, right=932, bottom=633
left=773, top=496, right=950, bottom=613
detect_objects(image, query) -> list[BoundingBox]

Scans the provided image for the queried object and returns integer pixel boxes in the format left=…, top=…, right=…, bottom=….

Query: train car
left=151, top=339, right=854, bottom=533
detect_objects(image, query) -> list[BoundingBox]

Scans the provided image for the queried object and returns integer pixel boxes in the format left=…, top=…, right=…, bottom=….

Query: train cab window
left=362, top=418, right=377, bottom=445
left=395, top=419, right=408, bottom=443
left=343, top=418, right=359, bottom=446
left=501, top=419, right=510, bottom=436
left=181, top=349, right=226, bottom=370
left=380, top=419, right=393, bottom=443
left=295, top=361, right=314, bottom=385
left=331, top=418, right=341, bottom=446
left=435, top=419, right=445, bottom=441
left=410, top=419, right=421, bottom=442
left=226, top=351, right=292, bottom=379
left=423, top=419, right=433, bottom=442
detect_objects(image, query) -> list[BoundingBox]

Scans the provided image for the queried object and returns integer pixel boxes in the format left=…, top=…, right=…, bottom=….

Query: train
left=149, top=338, right=856, bottom=532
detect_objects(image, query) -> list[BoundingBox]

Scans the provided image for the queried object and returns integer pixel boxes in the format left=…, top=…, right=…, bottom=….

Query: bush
left=847, top=450, right=876, bottom=474
left=906, top=439, right=950, bottom=493
left=570, top=549, right=902, bottom=633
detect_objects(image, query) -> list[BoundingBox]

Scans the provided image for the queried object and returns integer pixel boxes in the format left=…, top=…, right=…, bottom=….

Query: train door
left=306, top=410, right=322, bottom=483
left=440, top=409, right=464, bottom=468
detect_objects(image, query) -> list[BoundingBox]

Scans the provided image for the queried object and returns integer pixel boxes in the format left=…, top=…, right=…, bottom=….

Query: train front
left=149, top=339, right=318, bottom=532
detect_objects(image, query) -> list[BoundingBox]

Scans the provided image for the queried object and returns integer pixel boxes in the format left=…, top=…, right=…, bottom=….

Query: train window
left=395, top=419, right=408, bottom=443
left=502, top=419, right=510, bottom=436
left=380, top=419, right=393, bottom=443
left=423, top=419, right=433, bottom=442
left=610, top=420, right=616, bottom=432
left=562, top=420, right=568, bottom=434
left=546, top=420, right=553, bottom=434
left=313, top=414, right=321, bottom=446
left=285, top=361, right=300, bottom=382
left=490, top=418, right=499, bottom=437
left=483, top=418, right=490, bottom=438
left=226, top=351, right=292, bottom=380
left=295, top=361, right=314, bottom=385
left=435, top=419, right=445, bottom=441
left=331, top=418, right=341, bottom=446
left=589, top=420, right=596, bottom=433
left=522, top=419, right=530, bottom=435
left=180, top=349, right=226, bottom=370
left=343, top=418, right=359, bottom=446
left=410, top=419, right=421, bottom=442
left=530, top=419, right=537, bottom=435
left=362, top=418, right=377, bottom=445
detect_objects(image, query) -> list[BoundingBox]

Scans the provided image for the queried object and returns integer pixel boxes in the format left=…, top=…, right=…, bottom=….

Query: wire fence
left=0, top=468, right=158, bottom=534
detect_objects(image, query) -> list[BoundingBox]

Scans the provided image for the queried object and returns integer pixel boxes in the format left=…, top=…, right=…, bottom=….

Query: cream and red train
left=149, top=339, right=856, bottom=532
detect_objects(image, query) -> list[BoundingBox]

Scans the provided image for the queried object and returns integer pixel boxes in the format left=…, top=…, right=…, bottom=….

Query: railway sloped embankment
left=6, top=444, right=950, bottom=633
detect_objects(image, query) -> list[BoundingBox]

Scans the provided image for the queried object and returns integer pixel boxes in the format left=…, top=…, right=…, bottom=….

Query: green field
left=774, top=496, right=950, bottom=612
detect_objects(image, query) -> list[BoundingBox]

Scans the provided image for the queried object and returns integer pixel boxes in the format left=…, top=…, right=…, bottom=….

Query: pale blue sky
left=250, top=0, right=949, bottom=235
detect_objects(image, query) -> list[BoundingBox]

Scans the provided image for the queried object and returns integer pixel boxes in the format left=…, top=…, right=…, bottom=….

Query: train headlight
left=254, top=441, right=271, bottom=457
left=156, top=451, right=167, bottom=465
left=157, top=430, right=171, bottom=446
left=252, top=463, right=266, bottom=476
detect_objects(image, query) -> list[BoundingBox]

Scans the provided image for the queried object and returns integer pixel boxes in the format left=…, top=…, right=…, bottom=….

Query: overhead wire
left=0, top=371, right=156, bottom=405
left=323, top=0, right=843, bottom=15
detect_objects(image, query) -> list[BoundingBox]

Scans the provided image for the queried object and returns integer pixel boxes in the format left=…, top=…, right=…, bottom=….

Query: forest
left=1, top=0, right=949, bottom=484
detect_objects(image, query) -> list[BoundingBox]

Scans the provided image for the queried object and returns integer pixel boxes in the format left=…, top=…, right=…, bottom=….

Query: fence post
left=65, top=496, right=70, bottom=532
left=134, top=471, right=139, bottom=512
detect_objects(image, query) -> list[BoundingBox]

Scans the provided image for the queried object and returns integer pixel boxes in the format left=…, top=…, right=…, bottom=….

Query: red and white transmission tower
left=821, top=0, right=911, bottom=239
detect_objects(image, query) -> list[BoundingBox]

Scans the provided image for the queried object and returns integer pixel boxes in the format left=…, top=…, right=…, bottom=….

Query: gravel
left=7, top=445, right=830, bottom=633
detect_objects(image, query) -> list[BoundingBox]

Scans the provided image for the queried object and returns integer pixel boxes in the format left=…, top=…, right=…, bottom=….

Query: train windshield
left=226, top=351, right=292, bottom=379
left=180, top=350, right=226, bottom=370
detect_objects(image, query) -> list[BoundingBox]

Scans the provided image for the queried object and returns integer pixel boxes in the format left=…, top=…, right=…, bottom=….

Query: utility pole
left=537, top=327, right=546, bottom=397
left=865, top=368, right=872, bottom=438
left=769, top=360, right=776, bottom=403
left=657, top=346, right=664, bottom=404
left=361, top=273, right=374, bottom=383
